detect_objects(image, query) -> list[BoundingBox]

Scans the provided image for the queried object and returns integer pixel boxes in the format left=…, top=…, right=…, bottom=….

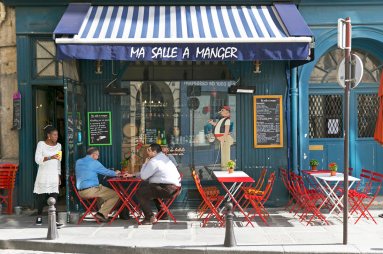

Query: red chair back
left=355, top=169, right=372, bottom=194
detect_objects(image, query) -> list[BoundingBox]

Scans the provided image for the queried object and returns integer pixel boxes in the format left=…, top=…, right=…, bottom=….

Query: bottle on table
left=157, top=131, right=162, bottom=145
left=161, top=131, right=167, bottom=145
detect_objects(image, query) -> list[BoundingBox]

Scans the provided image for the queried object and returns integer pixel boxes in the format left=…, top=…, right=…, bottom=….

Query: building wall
left=0, top=4, right=18, bottom=163
left=297, top=0, right=383, bottom=173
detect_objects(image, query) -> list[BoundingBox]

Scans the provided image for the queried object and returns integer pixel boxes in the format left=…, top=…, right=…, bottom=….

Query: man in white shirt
left=207, top=106, right=234, bottom=171
left=125, top=144, right=181, bottom=225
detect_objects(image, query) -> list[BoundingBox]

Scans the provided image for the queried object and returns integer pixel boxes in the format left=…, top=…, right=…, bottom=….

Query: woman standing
left=34, top=125, right=63, bottom=227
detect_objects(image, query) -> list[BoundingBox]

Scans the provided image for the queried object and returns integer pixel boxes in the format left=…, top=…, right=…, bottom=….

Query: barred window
left=33, top=40, right=63, bottom=78
left=310, top=48, right=383, bottom=84
left=309, top=95, right=343, bottom=138
left=357, top=94, right=379, bottom=138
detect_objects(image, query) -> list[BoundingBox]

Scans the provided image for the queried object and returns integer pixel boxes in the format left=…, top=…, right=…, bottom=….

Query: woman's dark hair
left=149, top=143, right=162, bottom=153
left=44, top=125, right=58, bottom=140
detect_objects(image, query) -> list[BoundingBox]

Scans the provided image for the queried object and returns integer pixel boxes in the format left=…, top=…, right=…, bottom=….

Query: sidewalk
left=1, top=206, right=383, bottom=254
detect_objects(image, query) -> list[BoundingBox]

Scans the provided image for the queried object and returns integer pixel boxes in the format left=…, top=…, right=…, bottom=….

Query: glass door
left=64, top=79, right=86, bottom=213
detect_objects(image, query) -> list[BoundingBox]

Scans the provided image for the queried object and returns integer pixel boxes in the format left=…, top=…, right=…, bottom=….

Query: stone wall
left=0, top=5, right=18, bottom=163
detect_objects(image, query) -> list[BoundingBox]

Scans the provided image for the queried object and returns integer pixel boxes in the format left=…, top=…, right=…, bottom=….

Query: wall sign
left=145, top=128, right=157, bottom=144
left=253, top=95, right=283, bottom=148
left=88, top=112, right=112, bottom=146
left=12, top=93, right=21, bottom=130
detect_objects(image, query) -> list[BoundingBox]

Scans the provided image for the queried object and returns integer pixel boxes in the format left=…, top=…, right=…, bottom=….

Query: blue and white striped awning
left=54, top=4, right=314, bottom=63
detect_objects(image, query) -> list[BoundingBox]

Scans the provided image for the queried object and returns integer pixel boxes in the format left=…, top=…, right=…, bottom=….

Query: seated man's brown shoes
left=95, top=213, right=110, bottom=222
left=140, top=216, right=156, bottom=225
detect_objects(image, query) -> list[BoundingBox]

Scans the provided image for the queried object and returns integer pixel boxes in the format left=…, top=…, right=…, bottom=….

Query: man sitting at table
left=125, top=144, right=181, bottom=225
left=75, top=147, right=123, bottom=222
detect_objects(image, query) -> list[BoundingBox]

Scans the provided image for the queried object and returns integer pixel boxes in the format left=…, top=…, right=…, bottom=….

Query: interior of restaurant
left=118, top=61, right=237, bottom=181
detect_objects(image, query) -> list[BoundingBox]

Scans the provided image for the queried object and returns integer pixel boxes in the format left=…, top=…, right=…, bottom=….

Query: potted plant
left=227, top=160, right=236, bottom=173
left=329, top=163, right=337, bottom=176
left=309, top=159, right=319, bottom=171
left=120, top=158, right=129, bottom=173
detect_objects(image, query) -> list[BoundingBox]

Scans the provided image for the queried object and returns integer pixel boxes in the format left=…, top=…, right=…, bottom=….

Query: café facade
left=4, top=0, right=319, bottom=212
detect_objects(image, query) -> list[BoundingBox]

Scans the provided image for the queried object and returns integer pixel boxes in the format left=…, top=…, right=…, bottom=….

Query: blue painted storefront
left=6, top=0, right=383, bottom=209
left=298, top=1, right=383, bottom=193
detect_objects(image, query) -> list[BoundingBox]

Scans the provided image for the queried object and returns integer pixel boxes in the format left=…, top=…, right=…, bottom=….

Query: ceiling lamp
left=228, top=85, right=256, bottom=94
left=103, top=87, right=130, bottom=96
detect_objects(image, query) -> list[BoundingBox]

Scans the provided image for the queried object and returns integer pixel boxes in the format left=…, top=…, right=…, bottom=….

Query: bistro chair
left=194, top=174, right=225, bottom=227
left=243, top=172, right=275, bottom=226
left=0, top=164, right=18, bottom=215
left=237, top=168, right=267, bottom=211
left=279, top=168, right=299, bottom=211
left=350, top=172, right=383, bottom=224
left=154, top=174, right=183, bottom=224
left=290, top=174, right=329, bottom=226
left=191, top=169, right=221, bottom=220
left=337, top=169, right=372, bottom=214
left=69, top=175, right=100, bottom=225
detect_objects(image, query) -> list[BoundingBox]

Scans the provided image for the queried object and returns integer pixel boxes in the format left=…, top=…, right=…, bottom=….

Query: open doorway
left=33, top=85, right=66, bottom=212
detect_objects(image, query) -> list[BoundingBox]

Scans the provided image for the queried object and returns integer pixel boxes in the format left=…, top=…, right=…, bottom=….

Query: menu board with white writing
left=88, top=112, right=112, bottom=146
left=253, top=96, right=283, bottom=148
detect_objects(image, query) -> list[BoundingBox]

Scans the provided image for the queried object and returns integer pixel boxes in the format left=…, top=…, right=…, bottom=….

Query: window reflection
left=121, top=81, right=236, bottom=180
left=309, top=48, right=383, bottom=84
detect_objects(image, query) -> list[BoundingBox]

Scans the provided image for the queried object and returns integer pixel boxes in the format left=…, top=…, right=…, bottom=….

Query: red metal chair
left=0, top=164, right=18, bottom=215
left=236, top=168, right=267, bottom=211
left=154, top=174, right=183, bottom=224
left=243, top=172, right=275, bottom=226
left=337, top=169, right=372, bottom=214
left=69, top=175, right=100, bottom=225
left=279, top=168, right=298, bottom=211
left=350, top=172, right=383, bottom=224
left=290, top=174, right=329, bottom=226
left=194, top=174, right=225, bottom=227
left=192, top=169, right=220, bottom=220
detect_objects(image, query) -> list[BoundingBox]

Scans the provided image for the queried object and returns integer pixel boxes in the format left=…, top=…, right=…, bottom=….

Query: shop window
left=309, top=95, right=343, bottom=138
left=33, top=40, right=63, bottom=78
left=309, top=48, right=383, bottom=84
left=120, top=80, right=236, bottom=181
left=121, top=61, right=234, bottom=81
left=357, top=94, right=379, bottom=138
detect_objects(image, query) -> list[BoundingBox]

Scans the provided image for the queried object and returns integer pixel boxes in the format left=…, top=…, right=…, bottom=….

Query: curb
left=0, top=239, right=382, bottom=254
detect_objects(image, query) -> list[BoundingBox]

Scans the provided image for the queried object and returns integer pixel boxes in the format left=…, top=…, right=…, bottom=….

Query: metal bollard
left=224, top=202, right=237, bottom=247
left=47, top=197, right=59, bottom=240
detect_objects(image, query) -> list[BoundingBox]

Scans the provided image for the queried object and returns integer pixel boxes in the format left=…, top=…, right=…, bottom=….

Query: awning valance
left=54, top=4, right=314, bottom=64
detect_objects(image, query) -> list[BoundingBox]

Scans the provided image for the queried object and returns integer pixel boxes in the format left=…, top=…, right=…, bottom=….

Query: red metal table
left=107, top=177, right=143, bottom=225
left=213, top=171, right=255, bottom=227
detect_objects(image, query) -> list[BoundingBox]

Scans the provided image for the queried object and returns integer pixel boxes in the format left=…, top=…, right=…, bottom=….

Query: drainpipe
left=291, top=68, right=298, bottom=174
left=0, top=3, right=6, bottom=27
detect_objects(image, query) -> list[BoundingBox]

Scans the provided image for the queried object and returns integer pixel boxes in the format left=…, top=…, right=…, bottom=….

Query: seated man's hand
left=145, top=157, right=150, bottom=164
left=123, top=173, right=134, bottom=178
left=115, top=170, right=121, bottom=176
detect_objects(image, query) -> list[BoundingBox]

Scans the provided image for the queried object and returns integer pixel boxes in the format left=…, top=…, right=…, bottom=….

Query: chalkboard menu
left=88, top=112, right=112, bottom=146
left=253, top=95, right=283, bottom=148
left=146, top=128, right=157, bottom=144
left=12, top=93, right=21, bottom=130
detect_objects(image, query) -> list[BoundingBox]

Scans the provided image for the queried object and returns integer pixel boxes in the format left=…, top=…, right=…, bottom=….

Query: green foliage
left=227, top=160, right=236, bottom=169
left=309, top=159, right=319, bottom=166
left=120, top=158, right=128, bottom=167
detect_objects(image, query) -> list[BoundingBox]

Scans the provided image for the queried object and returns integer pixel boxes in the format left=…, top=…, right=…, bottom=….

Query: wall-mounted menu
left=88, top=112, right=112, bottom=146
left=145, top=128, right=157, bottom=144
left=12, top=93, right=21, bottom=130
left=253, top=95, right=283, bottom=148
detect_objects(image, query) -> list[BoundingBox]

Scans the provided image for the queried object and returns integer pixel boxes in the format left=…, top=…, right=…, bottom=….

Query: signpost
left=338, top=17, right=352, bottom=245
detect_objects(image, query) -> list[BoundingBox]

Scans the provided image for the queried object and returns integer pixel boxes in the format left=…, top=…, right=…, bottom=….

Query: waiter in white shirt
left=207, top=106, right=234, bottom=171
left=125, top=144, right=181, bottom=225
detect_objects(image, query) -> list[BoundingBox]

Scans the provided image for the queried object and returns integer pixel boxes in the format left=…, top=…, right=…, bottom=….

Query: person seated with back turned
left=75, top=147, right=123, bottom=222
left=125, top=144, right=181, bottom=225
